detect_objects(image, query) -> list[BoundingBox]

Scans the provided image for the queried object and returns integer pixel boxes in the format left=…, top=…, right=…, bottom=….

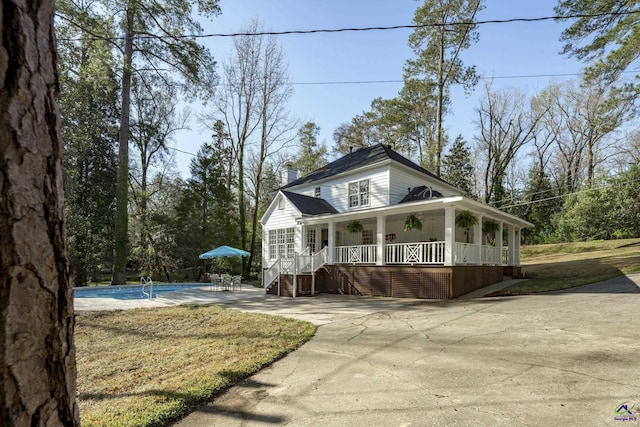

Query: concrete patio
left=173, top=273, right=640, bottom=426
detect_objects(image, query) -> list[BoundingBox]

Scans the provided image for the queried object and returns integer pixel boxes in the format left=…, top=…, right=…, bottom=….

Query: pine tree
left=57, top=8, right=119, bottom=286
left=294, top=122, right=328, bottom=176
left=441, top=135, right=475, bottom=197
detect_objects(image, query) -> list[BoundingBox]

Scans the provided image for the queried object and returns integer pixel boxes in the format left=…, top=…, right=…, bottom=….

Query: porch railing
left=385, top=241, right=445, bottom=264
left=296, top=247, right=312, bottom=273
left=312, top=246, right=328, bottom=270
left=482, top=245, right=502, bottom=265
left=334, top=244, right=377, bottom=264
left=263, top=259, right=280, bottom=290
left=314, top=242, right=508, bottom=266
left=454, top=242, right=480, bottom=264
left=280, top=257, right=295, bottom=274
left=454, top=243, right=503, bottom=265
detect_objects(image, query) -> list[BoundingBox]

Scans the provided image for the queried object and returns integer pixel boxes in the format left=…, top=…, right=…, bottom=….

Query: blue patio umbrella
left=199, top=245, right=251, bottom=259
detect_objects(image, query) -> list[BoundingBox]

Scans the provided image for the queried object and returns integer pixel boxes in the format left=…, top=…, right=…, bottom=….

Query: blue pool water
left=74, top=283, right=207, bottom=300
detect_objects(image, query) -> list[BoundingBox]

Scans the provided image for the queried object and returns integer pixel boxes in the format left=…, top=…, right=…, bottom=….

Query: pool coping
left=73, top=284, right=267, bottom=311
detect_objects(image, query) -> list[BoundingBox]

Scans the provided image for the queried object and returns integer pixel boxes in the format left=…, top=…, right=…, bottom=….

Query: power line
left=57, top=10, right=640, bottom=42
left=288, top=70, right=639, bottom=86
left=499, top=176, right=640, bottom=209
left=167, top=146, right=196, bottom=157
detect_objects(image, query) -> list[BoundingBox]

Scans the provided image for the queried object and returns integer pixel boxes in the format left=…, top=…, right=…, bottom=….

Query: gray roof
left=281, top=191, right=338, bottom=216
left=281, top=144, right=452, bottom=189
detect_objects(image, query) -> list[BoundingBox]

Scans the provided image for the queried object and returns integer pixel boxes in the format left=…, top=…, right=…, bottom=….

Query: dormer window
left=314, top=186, right=321, bottom=198
left=348, top=179, right=370, bottom=208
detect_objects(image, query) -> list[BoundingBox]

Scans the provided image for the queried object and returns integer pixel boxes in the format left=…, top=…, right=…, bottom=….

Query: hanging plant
left=455, top=210, right=478, bottom=243
left=483, top=219, right=500, bottom=245
left=403, top=214, right=423, bottom=232
left=346, top=219, right=364, bottom=233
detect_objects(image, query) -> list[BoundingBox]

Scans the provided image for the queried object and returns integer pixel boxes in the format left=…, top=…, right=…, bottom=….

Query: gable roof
left=281, top=191, right=338, bottom=216
left=281, top=144, right=451, bottom=189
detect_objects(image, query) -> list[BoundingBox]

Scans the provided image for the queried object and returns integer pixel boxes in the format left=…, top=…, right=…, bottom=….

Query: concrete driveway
left=174, top=273, right=640, bottom=427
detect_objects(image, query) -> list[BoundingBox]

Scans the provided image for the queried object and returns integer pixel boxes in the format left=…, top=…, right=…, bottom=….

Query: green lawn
left=491, top=238, right=640, bottom=295
left=76, top=305, right=315, bottom=427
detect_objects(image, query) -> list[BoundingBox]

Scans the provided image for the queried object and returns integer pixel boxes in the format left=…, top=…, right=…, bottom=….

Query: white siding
left=262, top=194, right=302, bottom=267
left=292, top=165, right=390, bottom=212
left=388, top=164, right=462, bottom=205
left=264, top=195, right=299, bottom=230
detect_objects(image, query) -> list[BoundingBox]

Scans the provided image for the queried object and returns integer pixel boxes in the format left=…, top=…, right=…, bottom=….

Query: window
left=278, top=198, right=284, bottom=210
left=268, top=230, right=277, bottom=260
left=362, top=229, right=374, bottom=245
left=268, top=227, right=295, bottom=260
left=348, top=179, right=370, bottom=208
left=314, top=186, right=321, bottom=198
left=286, top=227, right=295, bottom=258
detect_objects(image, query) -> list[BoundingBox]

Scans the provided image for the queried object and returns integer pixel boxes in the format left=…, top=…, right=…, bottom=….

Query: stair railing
left=141, top=276, right=153, bottom=299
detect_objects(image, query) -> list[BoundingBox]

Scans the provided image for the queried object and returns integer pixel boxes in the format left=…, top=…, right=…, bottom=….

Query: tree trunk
left=113, top=5, right=135, bottom=285
left=248, top=74, right=269, bottom=275
left=587, top=141, right=595, bottom=185
left=238, top=148, right=247, bottom=274
left=0, top=1, right=79, bottom=424
left=434, top=20, right=446, bottom=177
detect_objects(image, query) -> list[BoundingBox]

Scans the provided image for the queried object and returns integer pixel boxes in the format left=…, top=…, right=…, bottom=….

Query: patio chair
left=221, top=274, right=232, bottom=291
left=210, top=274, right=222, bottom=291
left=232, top=275, right=242, bottom=291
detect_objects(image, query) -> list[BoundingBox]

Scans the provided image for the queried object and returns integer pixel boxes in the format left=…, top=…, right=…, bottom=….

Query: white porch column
left=294, top=224, right=303, bottom=255
left=301, top=225, right=307, bottom=252
left=475, top=214, right=483, bottom=265
left=515, top=227, right=521, bottom=266
left=497, top=222, right=504, bottom=266
left=315, top=225, right=322, bottom=252
left=444, top=206, right=455, bottom=266
left=376, top=214, right=386, bottom=266
left=507, top=224, right=516, bottom=266
left=328, top=220, right=335, bottom=264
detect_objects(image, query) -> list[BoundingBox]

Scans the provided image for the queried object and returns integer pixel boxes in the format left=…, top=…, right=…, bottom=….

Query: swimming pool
left=73, top=283, right=208, bottom=300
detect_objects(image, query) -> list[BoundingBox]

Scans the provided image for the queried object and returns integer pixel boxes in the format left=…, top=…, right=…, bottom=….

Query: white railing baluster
left=334, top=245, right=377, bottom=264
left=383, top=241, right=445, bottom=264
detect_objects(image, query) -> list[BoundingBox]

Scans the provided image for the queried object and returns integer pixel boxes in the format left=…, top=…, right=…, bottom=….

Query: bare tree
left=129, top=75, right=187, bottom=259
left=0, top=1, right=79, bottom=424
left=207, top=21, right=263, bottom=268
left=619, top=130, right=640, bottom=167
left=544, top=80, right=636, bottom=191
left=248, top=33, right=297, bottom=271
left=474, top=82, right=547, bottom=205
left=206, top=20, right=296, bottom=274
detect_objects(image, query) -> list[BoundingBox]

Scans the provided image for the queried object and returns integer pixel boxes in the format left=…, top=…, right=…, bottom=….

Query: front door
left=321, top=228, right=328, bottom=249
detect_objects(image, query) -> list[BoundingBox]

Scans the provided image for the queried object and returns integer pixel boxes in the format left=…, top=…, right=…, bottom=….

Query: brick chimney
left=280, top=165, right=299, bottom=186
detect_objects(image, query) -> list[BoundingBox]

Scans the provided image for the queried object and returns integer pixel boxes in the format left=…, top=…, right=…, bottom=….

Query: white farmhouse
left=260, top=144, right=532, bottom=299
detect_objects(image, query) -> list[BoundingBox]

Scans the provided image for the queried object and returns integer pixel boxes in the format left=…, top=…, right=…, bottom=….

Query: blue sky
left=170, top=0, right=583, bottom=177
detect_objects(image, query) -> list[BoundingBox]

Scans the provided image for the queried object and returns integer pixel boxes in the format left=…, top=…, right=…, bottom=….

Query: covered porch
left=263, top=196, right=531, bottom=299
left=301, top=197, right=527, bottom=269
